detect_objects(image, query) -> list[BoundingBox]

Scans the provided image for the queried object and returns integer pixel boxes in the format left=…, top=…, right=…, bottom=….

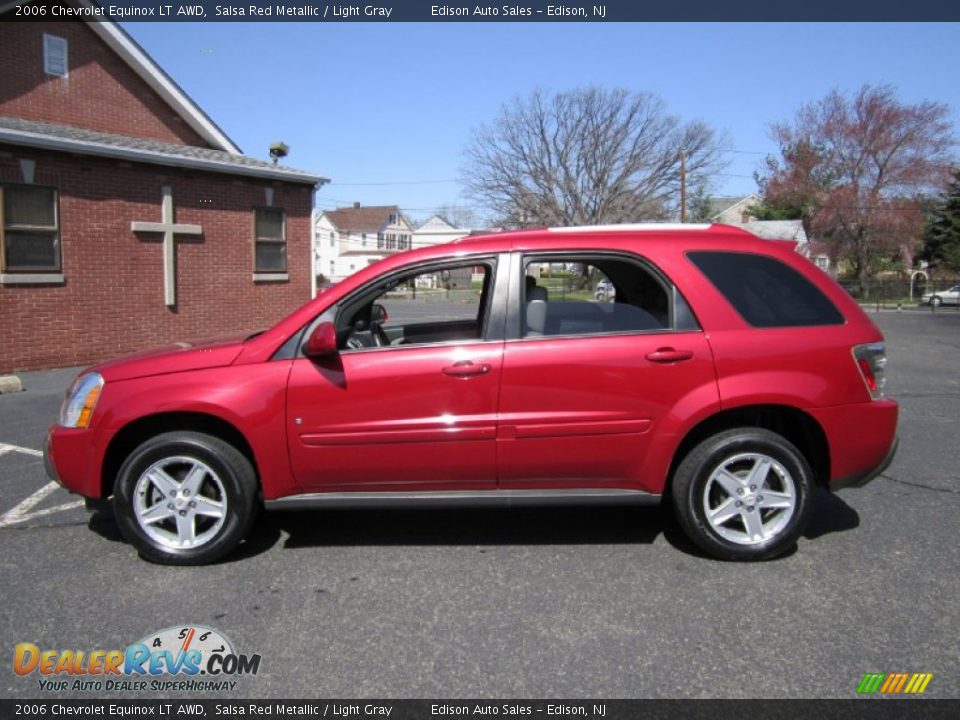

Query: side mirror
left=371, top=303, right=388, bottom=324
left=303, top=322, right=338, bottom=359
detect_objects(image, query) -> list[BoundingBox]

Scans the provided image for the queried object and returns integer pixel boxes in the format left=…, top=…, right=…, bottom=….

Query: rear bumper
left=831, top=436, right=898, bottom=490
left=808, top=399, right=898, bottom=492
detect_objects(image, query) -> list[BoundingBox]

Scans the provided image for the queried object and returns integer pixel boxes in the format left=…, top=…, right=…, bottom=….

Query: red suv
left=45, top=224, right=898, bottom=564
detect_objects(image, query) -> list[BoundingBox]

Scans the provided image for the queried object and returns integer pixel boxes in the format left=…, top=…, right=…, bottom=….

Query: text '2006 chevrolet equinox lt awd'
left=46, top=223, right=898, bottom=564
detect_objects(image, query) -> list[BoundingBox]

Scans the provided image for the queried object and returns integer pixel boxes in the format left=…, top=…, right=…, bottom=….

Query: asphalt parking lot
left=0, top=311, right=958, bottom=699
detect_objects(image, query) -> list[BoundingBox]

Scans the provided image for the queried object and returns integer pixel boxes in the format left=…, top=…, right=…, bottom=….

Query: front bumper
left=43, top=429, right=61, bottom=486
left=44, top=424, right=104, bottom=498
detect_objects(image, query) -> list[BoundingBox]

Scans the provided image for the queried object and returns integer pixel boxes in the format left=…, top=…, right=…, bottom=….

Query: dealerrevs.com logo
left=13, top=625, right=262, bottom=693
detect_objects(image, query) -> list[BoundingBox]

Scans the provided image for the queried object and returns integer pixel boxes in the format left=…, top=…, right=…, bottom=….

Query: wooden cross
left=131, top=186, right=202, bottom=307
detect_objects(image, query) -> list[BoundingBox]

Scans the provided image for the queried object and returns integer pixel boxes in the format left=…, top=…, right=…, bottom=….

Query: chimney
left=741, top=212, right=751, bottom=223
left=353, top=202, right=361, bottom=209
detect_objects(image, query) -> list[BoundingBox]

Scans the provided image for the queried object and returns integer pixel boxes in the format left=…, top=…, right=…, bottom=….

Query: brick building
left=0, top=3, right=326, bottom=371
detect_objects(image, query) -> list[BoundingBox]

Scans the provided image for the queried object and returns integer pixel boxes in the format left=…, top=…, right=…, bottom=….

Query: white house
left=729, top=217, right=830, bottom=271
left=709, top=194, right=763, bottom=224
left=315, top=203, right=414, bottom=284
left=412, top=215, right=471, bottom=248
left=711, top=197, right=830, bottom=272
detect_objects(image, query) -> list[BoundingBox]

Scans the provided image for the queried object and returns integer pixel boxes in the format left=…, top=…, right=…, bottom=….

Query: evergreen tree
left=687, top=182, right=715, bottom=223
left=923, top=169, right=960, bottom=273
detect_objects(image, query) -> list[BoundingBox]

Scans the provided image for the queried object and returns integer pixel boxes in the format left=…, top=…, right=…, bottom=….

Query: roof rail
left=547, top=223, right=713, bottom=233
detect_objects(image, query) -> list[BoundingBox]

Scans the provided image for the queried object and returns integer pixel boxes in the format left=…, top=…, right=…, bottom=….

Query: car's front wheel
left=931, top=296, right=943, bottom=307
left=671, top=428, right=813, bottom=561
left=113, top=431, right=258, bottom=565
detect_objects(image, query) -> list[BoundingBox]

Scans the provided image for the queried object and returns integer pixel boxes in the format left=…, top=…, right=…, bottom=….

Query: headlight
left=59, top=373, right=104, bottom=428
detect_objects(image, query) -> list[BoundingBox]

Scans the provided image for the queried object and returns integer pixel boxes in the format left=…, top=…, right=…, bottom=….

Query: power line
left=328, top=179, right=458, bottom=187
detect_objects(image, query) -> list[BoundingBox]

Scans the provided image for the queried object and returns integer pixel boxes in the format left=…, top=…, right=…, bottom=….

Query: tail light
left=853, top=343, right=887, bottom=400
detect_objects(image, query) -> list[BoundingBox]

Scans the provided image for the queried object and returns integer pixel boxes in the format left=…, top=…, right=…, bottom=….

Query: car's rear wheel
left=113, top=431, right=258, bottom=565
left=931, top=296, right=943, bottom=307
left=672, top=428, right=813, bottom=561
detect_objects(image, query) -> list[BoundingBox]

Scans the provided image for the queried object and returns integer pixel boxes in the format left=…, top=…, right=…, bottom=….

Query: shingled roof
left=0, top=0, right=242, bottom=154
left=324, top=205, right=406, bottom=232
left=0, top=116, right=326, bottom=185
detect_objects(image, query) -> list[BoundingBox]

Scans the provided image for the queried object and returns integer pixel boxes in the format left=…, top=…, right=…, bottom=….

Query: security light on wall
left=269, top=142, right=289, bottom=164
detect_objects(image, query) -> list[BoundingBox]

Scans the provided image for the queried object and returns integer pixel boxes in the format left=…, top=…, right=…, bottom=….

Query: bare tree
left=462, top=87, right=727, bottom=228
left=435, top=203, right=480, bottom=229
left=759, top=84, right=955, bottom=293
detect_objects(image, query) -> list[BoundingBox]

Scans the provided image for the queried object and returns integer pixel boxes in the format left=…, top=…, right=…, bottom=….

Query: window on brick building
left=43, top=34, right=68, bottom=77
left=254, top=207, right=286, bottom=273
left=1, top=184, right=61, bottom=274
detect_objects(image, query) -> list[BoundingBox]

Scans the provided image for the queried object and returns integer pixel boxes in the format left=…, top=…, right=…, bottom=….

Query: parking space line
left=0, top=443, right=85, bottom=527
left=0, top=483, right=85, bottom=527
left=0, top=443, right=43, bottom=458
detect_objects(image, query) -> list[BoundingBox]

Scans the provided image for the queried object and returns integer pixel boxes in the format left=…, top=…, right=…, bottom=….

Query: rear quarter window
left=688, top=251, right=844, bottom=327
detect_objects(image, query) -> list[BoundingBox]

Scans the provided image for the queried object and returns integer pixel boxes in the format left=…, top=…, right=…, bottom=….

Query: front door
left=286, top=258, right=505, bottom=491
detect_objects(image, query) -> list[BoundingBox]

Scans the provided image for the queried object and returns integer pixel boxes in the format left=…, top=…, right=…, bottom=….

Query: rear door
left=497, top=252, right=719, bottom=492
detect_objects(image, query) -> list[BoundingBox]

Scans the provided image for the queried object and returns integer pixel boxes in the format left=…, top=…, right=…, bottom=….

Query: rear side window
left=688, top=251, right=843, bottom=327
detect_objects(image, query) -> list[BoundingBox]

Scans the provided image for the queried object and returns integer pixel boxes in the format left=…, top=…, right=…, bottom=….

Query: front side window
left=338, top=261, right=493, bottom=351
left=521, top=255, right=682, bottom=338
left=1, top=184, right=61, bottom=273
left=688, top=251, right=844, bottom=327
left=254, top=208, right=285, bottom=273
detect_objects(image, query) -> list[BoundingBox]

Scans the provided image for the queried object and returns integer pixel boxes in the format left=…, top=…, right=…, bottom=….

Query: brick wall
left=0, top=17, right=210, bottom=147
left=0, top=146, right=315, bottom=372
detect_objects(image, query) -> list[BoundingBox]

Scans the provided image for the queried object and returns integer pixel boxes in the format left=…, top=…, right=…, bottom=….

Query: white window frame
left=253, top=207, right=287, bottom=278
left=0, top=183, right=64, bottom=285
left=43, top=34, right=68, bottom=77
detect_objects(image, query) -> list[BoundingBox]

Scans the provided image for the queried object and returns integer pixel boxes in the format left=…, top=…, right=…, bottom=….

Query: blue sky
left=123, top=22, right=960, bottom=223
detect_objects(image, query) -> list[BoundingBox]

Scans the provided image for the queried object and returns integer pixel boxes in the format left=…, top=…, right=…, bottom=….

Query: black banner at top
left=4, top=0, right=960, bottom=22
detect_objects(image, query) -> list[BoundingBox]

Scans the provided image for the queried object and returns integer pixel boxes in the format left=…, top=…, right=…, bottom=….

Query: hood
left=93, top=332, right=253, bottom=382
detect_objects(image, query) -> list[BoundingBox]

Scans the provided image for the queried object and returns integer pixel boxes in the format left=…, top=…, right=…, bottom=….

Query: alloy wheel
left=701, top=452, right=797, bottom=545
left=133, top=456, right=227, bottom=549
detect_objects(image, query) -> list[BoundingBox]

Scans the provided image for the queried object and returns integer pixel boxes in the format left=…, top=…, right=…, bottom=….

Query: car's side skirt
left=265, top=488, right=661, bottom=511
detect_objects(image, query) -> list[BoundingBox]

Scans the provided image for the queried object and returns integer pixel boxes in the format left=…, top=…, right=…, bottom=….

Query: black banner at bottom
left=1, top=700, right=958, bottom=720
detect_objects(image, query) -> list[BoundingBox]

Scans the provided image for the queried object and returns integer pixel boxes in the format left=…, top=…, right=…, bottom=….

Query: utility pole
left=679, top=147, right=687, bottom=223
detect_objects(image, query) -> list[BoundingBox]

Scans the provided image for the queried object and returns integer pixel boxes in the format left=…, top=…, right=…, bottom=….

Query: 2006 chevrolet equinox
left=45, top=223, right=898, bottom=564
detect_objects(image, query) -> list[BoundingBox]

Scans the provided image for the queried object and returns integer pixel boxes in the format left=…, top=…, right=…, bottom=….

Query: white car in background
left=921, top=285, right=960, bottom=306
left=594, top=279, right=615, bottom=301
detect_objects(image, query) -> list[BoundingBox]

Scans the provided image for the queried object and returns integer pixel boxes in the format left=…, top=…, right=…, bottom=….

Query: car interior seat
left=526, top=284, right=548, bottom=336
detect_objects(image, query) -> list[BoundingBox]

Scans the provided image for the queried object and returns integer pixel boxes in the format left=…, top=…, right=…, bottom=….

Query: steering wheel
left=370, top=321, right=390, bottom=348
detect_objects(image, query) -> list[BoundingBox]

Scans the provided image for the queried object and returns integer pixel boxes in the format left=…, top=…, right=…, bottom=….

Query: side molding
left=265, top=488, right=662, bottom=511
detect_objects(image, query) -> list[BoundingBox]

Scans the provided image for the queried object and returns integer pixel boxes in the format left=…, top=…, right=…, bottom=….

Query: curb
left=0, top=375, right=23, bottom=394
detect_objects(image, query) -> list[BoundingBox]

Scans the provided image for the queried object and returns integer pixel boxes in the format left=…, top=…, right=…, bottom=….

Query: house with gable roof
left=709, top=195, right=830, bottom=271
left=315, top=203, right=413, bottom=283
left=0, top=0, right=327, bottom=371
left=412, top=215, right=471, bottom=247
left=708, top=194, right=763, bottom=224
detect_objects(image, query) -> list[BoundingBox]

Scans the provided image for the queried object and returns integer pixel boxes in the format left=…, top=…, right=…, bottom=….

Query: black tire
left=113, top=431, right=258, bottom=565
left=671, top=428, right=813, bottom=561
left=931, top=296, right=943, bottom=307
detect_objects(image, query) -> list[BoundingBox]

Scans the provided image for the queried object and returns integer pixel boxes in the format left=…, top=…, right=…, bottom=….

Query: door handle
left=645, top=347, right=694, bottom=363
left=442, top=360, right=492, bottom=377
